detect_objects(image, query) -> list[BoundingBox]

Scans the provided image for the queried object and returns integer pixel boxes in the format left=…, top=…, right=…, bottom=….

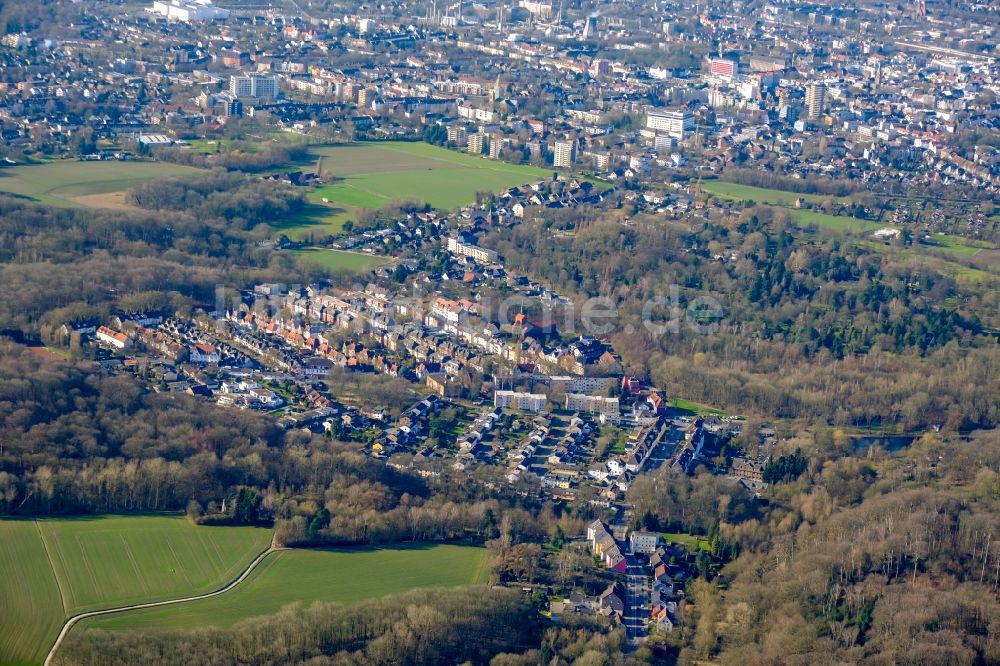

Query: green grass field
left=661, top=532, right=712, bottom=552
left=669, top=397, right=727, bottom=417
left=701, top=181, right=846, bottom=207
left=79, top=544, right=488, bottom=632
left=0, top=521, right=64, bottom=666
left=917, top=234, right=992, bottom=257
left=280, top=142, right=551, bottom=238
left=0, top=516, right=271, bottom=665
left=292, top=248, right=390, bottom=273
left=0, top=160, right=203, bottom=207
left=789, top=209, right=883, bottom=233
left=861, top=241, right=994, bottom=284
left=272, top=203, right=355, bottom=239
left=700, top=181, right=881, bottom=233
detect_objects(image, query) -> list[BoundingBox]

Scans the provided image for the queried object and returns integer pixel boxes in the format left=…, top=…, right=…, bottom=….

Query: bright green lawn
left=669, top=398, right=727, bottom=417
left=310, top=182, right=387, bottom=209
left=918, top=234, right=992, bottom=257
left=272, top=202, right=356, bottom=240
left=80, top=544, right=489, bottom=632
left=0, top=160, right=203, bottom=207
left=0, top=515, right=271, bottom=665
left=661, top=532, right=712, bottom=552
left=292, top=248, right=390, bottom=273
left=790, top=209, right=883, bottom=233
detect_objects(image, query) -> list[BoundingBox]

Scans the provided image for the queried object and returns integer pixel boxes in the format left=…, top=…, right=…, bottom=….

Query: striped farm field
left=0, top=515, right=271, bottom=665
left=0, top=521, right=64, bottom=666
left=78, top=543, right=489, bottom=633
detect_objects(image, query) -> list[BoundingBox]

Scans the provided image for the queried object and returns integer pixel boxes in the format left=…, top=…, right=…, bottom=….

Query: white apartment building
left=96, top=326, right=131, bottom=350
left=150, top=0, right=229, bottom=22
left=646, top=109, right=695, bottom=138
left=495, top=391, right=548, bottom=412
left=565, top=393, right=620, bottom=419
left=629, top=531, right=660, bottom=554
left=467, top=133, right=485, bottom=154
left=230, top=74, right=278, bottom=100
left=549, top=376, right=614, bottom=394
left=446, top=237, right=499, bottom=264
left=554, top=139, right=576, bottom=168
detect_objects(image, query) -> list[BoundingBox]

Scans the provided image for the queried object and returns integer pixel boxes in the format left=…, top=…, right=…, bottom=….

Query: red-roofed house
left=190, top=343, right=220, bottom=364
left=96, top=326, right=131, bottom=350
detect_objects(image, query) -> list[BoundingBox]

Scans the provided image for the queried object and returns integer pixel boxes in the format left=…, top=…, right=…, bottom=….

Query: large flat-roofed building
left=806, top=82, right=827, bottom=119
left=554, top=139, right=576, bottom=168
left=565, top=393, right=620, bottom=419
left=709, top=58, right=737, bottom=79
left=230, top=74, right=278, bottom=100
left=447, top=125, right=468, bottom=146
left=467, top=132, right=485, bottom=154
left=150, top=0, right=230, bottom=22
left=495, top=390, right=548, bottom=412
left=446, top=237, right=499, bottom=264
left=749, top=54, right=789, bottom=72
left=519, top=0, right=553, bottom=17
left=548, top=375, right=615, bottom=394
left=646, top=109, right=695, bottom=138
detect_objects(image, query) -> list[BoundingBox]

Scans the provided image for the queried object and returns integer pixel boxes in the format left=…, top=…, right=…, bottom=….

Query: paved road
left=623, top=559, right=650, bottom=641
left=44, top=546, right=282, bottom=666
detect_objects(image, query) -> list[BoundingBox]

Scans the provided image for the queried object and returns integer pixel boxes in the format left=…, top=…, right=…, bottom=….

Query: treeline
left=629, top=469, right=759, bottom=537
left=485, top=209, right=1000, bottom=430
left=716, top=168, right=862, bottom=197
left=54, top=587, right=541, bottom=666
left=0, top=189, right=303, bottom=338
left=0, top=345, right=428, bottom=516
left=697, top=429, right=1000, bottom=665
left=128, top=170, right=306, bottom=230
left=55, top=586, right=651, bottom=666
left=762, top=448, right=808, bottom=483
left=0, top=347, right=570, bottom=554
left=150, top=142, right=310, bottom=173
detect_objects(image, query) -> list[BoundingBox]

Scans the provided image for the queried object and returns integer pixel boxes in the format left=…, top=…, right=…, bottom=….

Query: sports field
left=0, top=515, right=271, bottom=665
left=0, top=160, right=203, bottom=208
left=292, top=248, right=391, bottom=273
left=282, top=142, right=551, bottom=239
left=79, top=543, right=489, bottom=632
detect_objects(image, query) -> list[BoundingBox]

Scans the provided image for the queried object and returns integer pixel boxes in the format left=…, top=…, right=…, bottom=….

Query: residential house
left=189, top=343, right=220, bottom=364
left=630, top=531, right=661, bottom=554
left=96, top=326, right=131, bottom=350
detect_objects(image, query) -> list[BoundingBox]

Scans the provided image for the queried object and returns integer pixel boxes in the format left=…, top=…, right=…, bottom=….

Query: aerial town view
left=0, top=0, right=998, bottom=664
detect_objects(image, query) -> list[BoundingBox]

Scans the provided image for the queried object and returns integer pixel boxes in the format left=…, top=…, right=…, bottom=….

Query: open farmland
left=280, top=141, right=551, bottom=239
left=0, top=160, right=203, bottom=208
left=0, top=515, right=271, bottom=665
left=78, top=544, right=489, bottom=633
left=0, top=521, right=64, bottom=666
